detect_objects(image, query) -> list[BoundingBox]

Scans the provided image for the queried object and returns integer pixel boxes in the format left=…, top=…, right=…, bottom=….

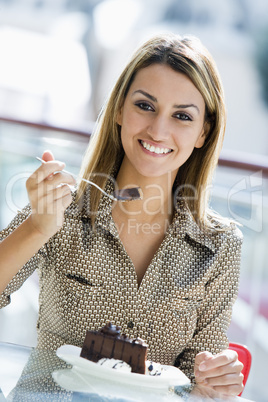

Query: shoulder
left=180, top=206, right=243, bottom=254
left=206, top=210, right=243, bottom=244
left=200, top=212, right=243, bottom=262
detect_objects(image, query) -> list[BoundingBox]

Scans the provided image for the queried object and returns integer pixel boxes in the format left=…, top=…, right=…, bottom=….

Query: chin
left=136, top=167, right=172, bottom=179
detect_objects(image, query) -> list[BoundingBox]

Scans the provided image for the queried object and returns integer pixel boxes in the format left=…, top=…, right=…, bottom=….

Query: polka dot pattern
left=0, top=181, right=242, bottom=381
left=7, top=349, right=72, bottom=400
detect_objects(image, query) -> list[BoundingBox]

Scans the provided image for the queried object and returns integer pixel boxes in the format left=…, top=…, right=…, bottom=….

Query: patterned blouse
left=0, top=180, right=242, bottom=381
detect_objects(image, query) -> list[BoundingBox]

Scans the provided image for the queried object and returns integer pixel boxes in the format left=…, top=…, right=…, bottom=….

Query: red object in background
left=229, top=342, right=252, bottom=396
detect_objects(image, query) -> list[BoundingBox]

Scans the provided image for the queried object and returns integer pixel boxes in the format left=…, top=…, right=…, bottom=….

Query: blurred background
left=0, top=0, right=267, bottom=400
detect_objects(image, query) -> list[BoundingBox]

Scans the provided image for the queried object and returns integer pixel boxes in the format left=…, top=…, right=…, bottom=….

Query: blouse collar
left=75, top=176, right=219, bottom=253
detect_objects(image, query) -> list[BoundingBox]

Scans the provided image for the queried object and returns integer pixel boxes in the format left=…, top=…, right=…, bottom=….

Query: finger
left=195, top=351, right=213, bottom=366
left=42, top=150, right=55, bottom=162
left=39, top=150, right=57, bottom=181
left=51, top=188, right=73, bottom=213
left=53, top=190, right=73, bottom=218
left=34, top=193, right=73, bottom=234
left=53, top=184, right=73, bottom=202
left=44, top=171, right=76, bottom=189
left=28, top=174, right=75, bottom=213
left=27, top=161, right=66, bottom=191
left=34, top=181, right=74, bottom=211
left=212, top=383, right=244, bottom=396
left=196, top=365, right=243, bottom=387
left=37, top=161, right=66, bottom=184
left=199, top=350, right=237, bottom=372
left=33, top=185, right=73, bottom=216
left=199, top=360, right=243, bottom=380
left=62, top=189, right=73, bottom=206
left=204, top=372, right=244, bottom=387
left=59, top=189, right=73, bottom=209
left=194, top=351, right=213, bottom=381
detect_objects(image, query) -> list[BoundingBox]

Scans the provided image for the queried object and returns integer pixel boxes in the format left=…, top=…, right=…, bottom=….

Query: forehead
left=128, top=64, right=205, bottom=107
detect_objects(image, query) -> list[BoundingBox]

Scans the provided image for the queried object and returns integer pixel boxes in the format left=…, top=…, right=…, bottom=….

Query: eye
left=174, top=112, right=192, bottom=121
left=135, top=101, right=154, bottom=111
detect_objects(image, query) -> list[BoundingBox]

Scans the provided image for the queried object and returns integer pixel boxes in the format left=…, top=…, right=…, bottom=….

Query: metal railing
left=1, top=115, right=268, bottom=176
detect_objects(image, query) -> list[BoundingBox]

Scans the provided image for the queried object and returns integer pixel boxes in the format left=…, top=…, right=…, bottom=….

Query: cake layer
left=80, top=323, right=148, bottom=374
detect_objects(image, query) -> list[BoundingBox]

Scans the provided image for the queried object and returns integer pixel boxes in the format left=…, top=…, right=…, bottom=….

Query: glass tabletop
left=0, top=342, right=252, bottom=402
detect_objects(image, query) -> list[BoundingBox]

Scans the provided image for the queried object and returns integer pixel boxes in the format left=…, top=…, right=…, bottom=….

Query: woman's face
left=117, top=64, right=207, bottom=181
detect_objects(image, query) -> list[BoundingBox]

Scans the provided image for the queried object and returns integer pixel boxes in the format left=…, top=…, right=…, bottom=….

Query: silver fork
left=36, top=157, right=142, bottom=202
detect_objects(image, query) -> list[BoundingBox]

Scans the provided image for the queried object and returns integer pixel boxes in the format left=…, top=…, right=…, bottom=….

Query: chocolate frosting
left=99, top=322, right=121, bottom=337
left=132, top=337, right=146, bottom=345
left=98, top=323, right=148, bottom=346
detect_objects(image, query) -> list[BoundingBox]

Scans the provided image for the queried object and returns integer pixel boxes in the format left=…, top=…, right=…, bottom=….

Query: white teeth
left=141, top=141, right=172, bottom=154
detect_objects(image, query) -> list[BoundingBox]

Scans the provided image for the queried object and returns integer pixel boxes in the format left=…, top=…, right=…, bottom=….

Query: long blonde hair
left=77, top=33, right=226, bottom=228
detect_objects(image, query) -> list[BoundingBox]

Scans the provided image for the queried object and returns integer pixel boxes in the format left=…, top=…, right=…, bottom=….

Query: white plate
left=52, top=345, right=189, bottom=394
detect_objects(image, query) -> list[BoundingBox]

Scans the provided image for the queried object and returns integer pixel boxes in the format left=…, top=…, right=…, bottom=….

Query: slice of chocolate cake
left=80, top=322, right=148, bottom=374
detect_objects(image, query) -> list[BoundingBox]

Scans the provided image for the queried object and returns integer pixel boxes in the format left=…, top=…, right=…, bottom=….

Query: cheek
left=174, top=125, right=204, bottom=147
left=121, top=113, right=145, bottom=139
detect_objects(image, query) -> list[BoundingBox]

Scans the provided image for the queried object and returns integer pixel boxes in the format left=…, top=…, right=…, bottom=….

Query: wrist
left=26, top=215, right=53, bottom=243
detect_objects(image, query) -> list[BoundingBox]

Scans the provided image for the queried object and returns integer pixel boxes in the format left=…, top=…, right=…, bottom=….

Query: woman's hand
left=26, top=150, right=76, bottom=239
left=194, top=349, right=244, bottom=396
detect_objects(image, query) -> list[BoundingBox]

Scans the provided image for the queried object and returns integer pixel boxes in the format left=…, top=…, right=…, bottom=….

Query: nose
left=147, top=115, right=170, bottom=141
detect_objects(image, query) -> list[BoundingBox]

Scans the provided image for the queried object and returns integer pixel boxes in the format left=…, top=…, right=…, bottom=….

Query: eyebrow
left=132, top=90, right=200, bottom=114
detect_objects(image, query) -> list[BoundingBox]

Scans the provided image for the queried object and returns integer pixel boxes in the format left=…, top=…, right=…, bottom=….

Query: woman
left=0, top=33, right=244, bottom=395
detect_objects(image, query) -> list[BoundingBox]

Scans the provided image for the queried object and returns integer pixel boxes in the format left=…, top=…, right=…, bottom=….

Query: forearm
left=176, top=259, right=240, bottom=380
left=0, top=216, right=49, bottom=293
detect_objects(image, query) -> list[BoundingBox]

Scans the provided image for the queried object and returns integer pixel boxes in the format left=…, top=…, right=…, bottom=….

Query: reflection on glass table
left=0, top=342, right=254, bottom=402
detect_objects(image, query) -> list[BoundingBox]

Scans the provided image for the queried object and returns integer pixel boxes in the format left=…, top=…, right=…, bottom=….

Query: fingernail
left=199, top=363, right=206, bottom=371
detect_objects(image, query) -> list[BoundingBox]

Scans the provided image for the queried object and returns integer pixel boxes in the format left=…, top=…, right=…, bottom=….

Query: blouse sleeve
left=174, top=224, right=243, bottom=381
left=0, top=205, right=48, bottom=309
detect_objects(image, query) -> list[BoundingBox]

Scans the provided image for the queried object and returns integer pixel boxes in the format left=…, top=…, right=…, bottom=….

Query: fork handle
left=63, top=169, right=118, bottom=202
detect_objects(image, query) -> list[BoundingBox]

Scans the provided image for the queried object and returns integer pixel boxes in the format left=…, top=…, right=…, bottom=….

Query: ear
left=195, top=121, right=210, bottom=149
left=116, top=107, right=122, bottom=126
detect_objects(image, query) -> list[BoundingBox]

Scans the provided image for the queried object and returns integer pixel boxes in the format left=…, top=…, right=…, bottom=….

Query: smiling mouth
left=139, top=140, right=173, bottom=155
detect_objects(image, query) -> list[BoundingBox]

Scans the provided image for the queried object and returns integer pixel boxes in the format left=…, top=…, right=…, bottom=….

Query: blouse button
left=127, top=321, right=134, bottom=329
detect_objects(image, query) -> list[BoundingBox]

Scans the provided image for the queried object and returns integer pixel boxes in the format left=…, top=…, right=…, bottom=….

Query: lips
left=139, top=140, right=173, bottom=155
